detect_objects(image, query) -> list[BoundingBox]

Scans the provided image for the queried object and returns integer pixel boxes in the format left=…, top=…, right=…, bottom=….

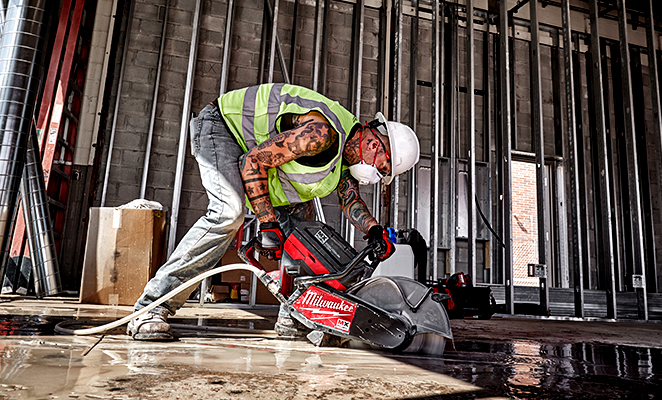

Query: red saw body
left=240, top=221, right=452, bottom=355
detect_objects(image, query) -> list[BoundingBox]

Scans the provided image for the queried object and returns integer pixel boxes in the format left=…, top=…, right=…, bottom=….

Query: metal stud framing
left=430, top=0, right=442, bottom=283
left=499, top=0, right=514, bottom=314
left=8, top=0, right=662, bottom=317
left=646, top=0, right=661, bottom=295
left=589, top=0, right=617, bottom=319
left=616, top=0, right=648, bottom=320
left=448, top=2, right=458, bottom=278
left=530, top=0, right=550, bottom=315
left=467, top=0, right=477, bottom=283
left=561, top=0, right=585, bottom=318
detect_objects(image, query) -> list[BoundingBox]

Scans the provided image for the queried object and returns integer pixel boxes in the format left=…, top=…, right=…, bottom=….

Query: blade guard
left=347, top=276, right=453, bottom=341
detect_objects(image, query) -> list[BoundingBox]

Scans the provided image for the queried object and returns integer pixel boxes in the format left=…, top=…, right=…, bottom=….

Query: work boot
left=127, top=312, right=173, bottom=341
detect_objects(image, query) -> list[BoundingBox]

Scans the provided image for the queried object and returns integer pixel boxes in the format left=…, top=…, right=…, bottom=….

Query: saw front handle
left=237, top=237, right=289, bottom=303
left=238, top=237, right=264, bottom=270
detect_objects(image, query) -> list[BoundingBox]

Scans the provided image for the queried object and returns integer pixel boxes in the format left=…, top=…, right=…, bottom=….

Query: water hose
left=54, top=263, right=284, bottom=336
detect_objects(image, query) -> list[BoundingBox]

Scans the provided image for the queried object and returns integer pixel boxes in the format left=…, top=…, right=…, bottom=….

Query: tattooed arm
left=337, top=168, right=378, bottom=234
left=238, top=111, right=338, bottom=224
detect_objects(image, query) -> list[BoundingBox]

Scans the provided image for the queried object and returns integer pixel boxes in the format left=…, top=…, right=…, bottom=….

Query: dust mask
left=348, top=126, right=383, bottom=185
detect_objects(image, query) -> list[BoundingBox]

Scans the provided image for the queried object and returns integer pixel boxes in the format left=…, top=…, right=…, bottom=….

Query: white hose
left=54, top=264, right=268, bottom=336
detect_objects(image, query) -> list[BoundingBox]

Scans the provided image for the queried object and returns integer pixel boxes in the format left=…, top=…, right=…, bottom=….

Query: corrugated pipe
left=20, top=122, right=60, bottom=296
left=0, top=0, right=51, bottom=282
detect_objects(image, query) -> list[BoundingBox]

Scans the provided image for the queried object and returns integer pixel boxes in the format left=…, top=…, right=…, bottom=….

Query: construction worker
left=128, top=83, right=420, bottom=340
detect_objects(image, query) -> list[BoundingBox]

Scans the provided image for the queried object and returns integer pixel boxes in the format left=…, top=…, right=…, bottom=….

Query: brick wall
left=512, top=161, right=539, bottom=286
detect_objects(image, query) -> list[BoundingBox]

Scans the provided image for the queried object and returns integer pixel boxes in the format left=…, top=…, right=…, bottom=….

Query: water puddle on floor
left=0, top=315, right=660, bottom=399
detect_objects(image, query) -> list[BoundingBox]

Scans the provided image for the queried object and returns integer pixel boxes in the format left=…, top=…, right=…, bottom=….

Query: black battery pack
left=282, top=221, right=368, bottom=291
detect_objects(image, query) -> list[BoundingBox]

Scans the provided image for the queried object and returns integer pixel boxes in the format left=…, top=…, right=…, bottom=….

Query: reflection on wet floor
left=406, top=339, right=662, bottom=399
left=0, top=314, right=660, bottom=399
left=0, top=315, right=65, bottom=336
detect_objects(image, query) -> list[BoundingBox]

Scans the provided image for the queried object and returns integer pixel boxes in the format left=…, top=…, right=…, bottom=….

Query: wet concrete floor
left=0, top=299, right=660, bottom=399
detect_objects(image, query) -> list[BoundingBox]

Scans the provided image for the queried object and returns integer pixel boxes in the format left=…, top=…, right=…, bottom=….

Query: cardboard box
left=79, top=208, right=166, bottom=305
left=220, top=249, right=279, bottom=305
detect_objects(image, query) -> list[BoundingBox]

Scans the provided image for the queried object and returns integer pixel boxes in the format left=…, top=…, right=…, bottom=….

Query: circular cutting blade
left=403, top=333, right=447, bottom=355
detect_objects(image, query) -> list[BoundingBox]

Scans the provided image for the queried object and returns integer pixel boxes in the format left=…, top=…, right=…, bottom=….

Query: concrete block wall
left=97, top=0, right=408, bottom=248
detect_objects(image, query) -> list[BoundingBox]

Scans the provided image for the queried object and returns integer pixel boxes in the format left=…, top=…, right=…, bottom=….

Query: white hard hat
left=370, top=112, right=420, bottom=185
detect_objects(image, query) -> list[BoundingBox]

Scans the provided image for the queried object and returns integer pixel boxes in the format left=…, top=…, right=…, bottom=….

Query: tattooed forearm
left=238, top=111, right=339, bottom=224
left=239, top=153, right=277, bottom=223
left=337, top=170, right=378, bottom=234
left=253, top=197, right=277, bottom=223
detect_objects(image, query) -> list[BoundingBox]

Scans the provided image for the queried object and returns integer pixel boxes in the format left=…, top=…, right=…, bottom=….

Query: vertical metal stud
left=408, top=0, right=420, bottom=230
left=628, top=48, right=657, bottom=298
left=573, top=34, right=593, bottom=292
left=141, top=0, right=170, bottom=199
left=616, top=0, right=648, bottom=320
left=530, top=0, right=549, bottom=314
left=448, top=2, right=458, bottom=277
left=561, top=0, right=584, bottom=318
left=267, top=0, right=280, bottom=83
left=345, top=0, right=365, bottom=243
left=168, top=0, right=202, bottom=257
left=430, top=0, right=442, bottom=282
left=219, top=0, right=234, bottom=94
left=499, top=0, right=514, bottom=314
left=289, top=0, right=299, bottom=80
left=645, top=0, right=661, bottom=294
left=391, top=0, right=403, bottom=231
left=608, top=42, right=632, bottom=290
left=312, top=0, right=324, bottom=91
left=588, top=0, right=617, bottom=319
left=467, top=0, right=477, bottom=282
left=484, top=21, right=492, bottom=283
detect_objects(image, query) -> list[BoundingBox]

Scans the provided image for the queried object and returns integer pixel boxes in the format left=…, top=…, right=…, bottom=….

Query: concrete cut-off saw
left=239, top=221, right=453, bottom=355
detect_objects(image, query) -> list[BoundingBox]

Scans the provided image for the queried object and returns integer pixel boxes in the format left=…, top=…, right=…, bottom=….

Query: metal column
left=168, top=0, right=201, bottom=257
left=530, top=0, right=549, bottom=314
left=289, top=0, right=299, bottom=80
left=616, top=0, right=648, bottom=320
left=448, top=4, right=458, bottom=277
left=430, top=0, right=442, bottom=282
left=345, top=0, right=365, bottom=243
left=219, top=0, right=235, bottom=94
left=267, top=0, right=280, bottom=83
left=312, top=0, right=324, bottom=92
left=499, top=0, right=514, bottom=313
left=588, top=0, right=617, bottom=319
left=561, top=0, right=584, bottom=318
left=390, top=0, right=403, bottom=231
left=467, top=0, right=477, bottom=282
left=645, top=0, right=661, bottom=293
left=141, top=0, right=170, bottom=199
left=101, top=0, right=135, bottom=206
left=408, top=0, right=419, bottom=230
left=483, top=22, right=492, bottom=283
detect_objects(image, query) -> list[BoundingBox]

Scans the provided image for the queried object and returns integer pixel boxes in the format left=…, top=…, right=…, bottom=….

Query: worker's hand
left=256, top=222, right=286, bottom=260
left=365, top=225, right=395, bottom=261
